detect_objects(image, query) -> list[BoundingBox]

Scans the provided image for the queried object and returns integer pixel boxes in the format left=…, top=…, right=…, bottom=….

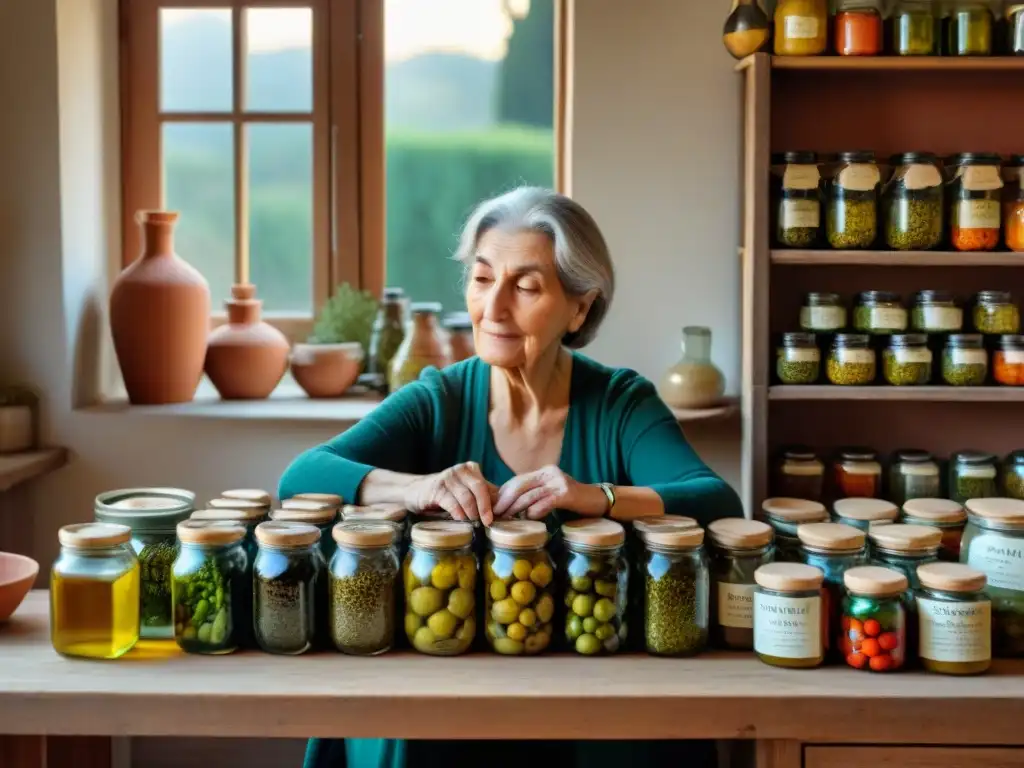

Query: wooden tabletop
left=2, top=592, right=1023, bottom=742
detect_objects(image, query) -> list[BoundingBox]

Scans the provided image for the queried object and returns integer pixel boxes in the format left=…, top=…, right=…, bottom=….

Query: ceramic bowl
left=290, top=342, right=365, bottom=398
left=0, top=552, right=39, bottom=622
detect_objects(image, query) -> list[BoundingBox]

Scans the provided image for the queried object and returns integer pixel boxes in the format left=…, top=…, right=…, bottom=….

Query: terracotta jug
left=205, top=283, right=289, bottom=399
left=388, top=302, right=453, bottom=392
left=110, top=212, right=211, bottom=404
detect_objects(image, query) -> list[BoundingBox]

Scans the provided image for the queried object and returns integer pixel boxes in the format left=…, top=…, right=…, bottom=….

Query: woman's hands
left=493, top=465, right=609, bottom=521
left=404, top=462, right=498, bottom=525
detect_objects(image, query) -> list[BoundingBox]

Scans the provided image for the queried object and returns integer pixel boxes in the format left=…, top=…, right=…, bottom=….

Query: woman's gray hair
left=454, top=186, right=615, bottom=349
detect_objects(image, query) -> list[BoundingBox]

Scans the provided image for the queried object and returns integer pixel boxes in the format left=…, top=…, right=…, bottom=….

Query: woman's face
left=466, top=228, right=593, bottom=369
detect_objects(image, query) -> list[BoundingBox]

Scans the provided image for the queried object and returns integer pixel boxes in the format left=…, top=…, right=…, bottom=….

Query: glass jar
left=993, top=335, right=1024, bottom=386
left=93, top=487, right=194, bottom=639
left=827, top=151, right=880, bottom=249
left=948, top=0, right=994, bottom=55
left=642, top=526, right=710, bottom=657
left=1002, top=155, right=1024, bottom=251
left=484, top=520, right=555, bottom=656
left=772, top=447, right=826, bottom=502
left=271, top=504, right=338, bottom=566
left=888, top=449, right=942, bottom=506
left=368, top=286, right=407, bottom=379
left=171, top=520, right=249, bottom=655
left=563, top=518, right=629, bottom=655
left=973, top=291, right=1021, bottom=335
left=883, top=333, right=932, bottom=386
left=253, top=521, right=322, bottom=655
left=776, top=332, right=820, bottom=385
left=753, top=562, right=826, bottom=668
left=761, top=497, right=829, bottom=562
left=854, top=291, right=907, bottom=335
left=916, top=562, right=992, bottom=674
left=329, top=521, right=400, bottom=656
left=949, top=154, right=1003, bottom=251
left=628, top=515, right=698, bottom=651
left=942, top=334, right=988, bottom=386
left=443, top=312, right=475, bottom=363
left=827, top=334, right=876, bottom=385
left=774, top=0, right=828, bottom=55
left=707, top=518, right=774, bottom=650
left=833, top=498, right=899, bottom=531
left=403, top=521, right=476, bottom=655
left=883, top=152, right=943, bottom=250
left=50, top=523, right=140, bottom=660
left=961, top=497, right=1024, bottom=656
left=1009, top=4, right=1024, bottom=55
left=833, top=447, right=883, bottom=499
left=799, top=292, right=846, bottom=333
left=902, top=497, right=967, bottom=561
left=949, top=450, right=999, bottom=505
left=911, top=290, right=963, bottom=334
left=772, top=151, right=822, bottom=248
left=892, top=0, right=938, bottom=55
left=841, top=566, right=908, bottom=672
left=835, top=0, right=883, bottom=55
left=658, top=326, right=726, bottom=410
left=1003, top=451, right=1024, bottom=500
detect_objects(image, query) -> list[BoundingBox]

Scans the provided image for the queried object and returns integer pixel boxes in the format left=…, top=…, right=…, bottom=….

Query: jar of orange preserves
left=1004, top=155, right=1024, bottom=253
left=994, top=335, right=1024, bottom=386
left=835, top=0, right=883, bottom=55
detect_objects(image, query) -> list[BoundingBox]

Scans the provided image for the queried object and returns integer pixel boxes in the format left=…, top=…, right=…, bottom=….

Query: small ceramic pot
left=291, top=342, right=364, bottom=398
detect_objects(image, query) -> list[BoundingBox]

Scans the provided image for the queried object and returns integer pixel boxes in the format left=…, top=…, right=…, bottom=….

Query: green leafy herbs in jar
left=916, top=562, right=992, bottom=674
left=893, top=0, right=937, bottom=54
left=1003, top=450, right=1024, bottom=501
left=798, top=522, right=868, bottom=660
left=902, top=498, right=967, bottom=562
left=949, top=154, right=1003, bottom=251
left=253, top=522, right=322, bottom=655
left=563, top=518, right=629, bottom=655
left=833, top=498, right=899, bottom=533
left=771, top=448, right=826, bottom=502
left=367, top=287, right=407, bottom=378
left=330, top=521, right=400, bottom=656
left=947, top=1, right=993, bottom=55
left=628, top=515, right=699, bottom=651
left=753, top=562, right=825, bottom=669
left=772, top=151, right=822, bottom=248
left=841, top=566, right=908, bottom=672
left=883, top=152, right=943, bottom=250
left=974, top=291, right=1021, bottom=335
left=707, top=519, right=774, bottom=650
left=761, top=497, right=829, bottom=563
left=911, top=290, right=963, bottom=334
left=776, top=332, right=820, bottom=385
left=854, top=291, right=907, bottom=335
left=949, top=451, right=999, bottom=505
left=883, top=333, right=932, bottom=386
left=800, top=292, right=846, bottom=333
left=642, top=525, right=709, bottom=657
left=942, top=334, right=988, bottom=386
left=827, top=333, right=876, bottom=386
left=887, top=449, right=941, bottom=507
left=827, top=151, right=880, bottom=249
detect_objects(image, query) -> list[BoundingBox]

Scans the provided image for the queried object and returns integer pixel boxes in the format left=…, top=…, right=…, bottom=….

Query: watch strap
left=597, top=482, right=616, bottom=515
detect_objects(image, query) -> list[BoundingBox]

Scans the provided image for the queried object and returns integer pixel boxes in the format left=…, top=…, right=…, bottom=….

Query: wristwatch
left=596, top=482, right=616, bottom=516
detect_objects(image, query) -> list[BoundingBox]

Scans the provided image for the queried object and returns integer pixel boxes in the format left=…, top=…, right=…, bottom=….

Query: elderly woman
left=279, top=186, right=743, bottom=768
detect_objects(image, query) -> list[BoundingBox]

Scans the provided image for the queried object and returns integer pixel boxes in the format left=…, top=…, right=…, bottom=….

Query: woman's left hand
left=493, top=465, right=608, bottom=520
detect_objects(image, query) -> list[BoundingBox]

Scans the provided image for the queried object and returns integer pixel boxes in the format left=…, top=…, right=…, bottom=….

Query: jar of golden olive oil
left=50, top=522, right=141, bottom=659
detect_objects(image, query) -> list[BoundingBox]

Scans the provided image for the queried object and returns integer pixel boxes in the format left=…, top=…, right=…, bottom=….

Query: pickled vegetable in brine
left=51, top=569, right=140, bottom=659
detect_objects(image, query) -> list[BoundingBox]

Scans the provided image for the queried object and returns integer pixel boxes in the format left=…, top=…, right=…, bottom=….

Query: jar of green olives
left=827, top=334, right=876, bottom=385
left=1003, top=451, right=1024, bottom=501
left=949, top=451, right=999, bottom=505
left=883, top=333, right=932, bottom=386
left=776, top=332, right=820, bottom=385
left=827, top=151, right=880, bottom=249
left=707, top=518, right=774, bottom=650
left=253, top=522, right=322, bottom=656
left=942, top=334, right=988, bottom=386
left=883, top=152, right=943, bottom=251
left=800, top=292, right=846, bottom=333
left=329, top=521, right=399, bottom=656
left=484, top=520, right=555, bottom=656
left=772, top=151, right=822, bottom=248
left=902, top=498, right=967, bottom=562
left=974, top=291, right=1021, bottom=335
left=911, top=291, right=963, bottom=334
left=753, top=562, right=825, bottom=669
left=761, top=497, right=829, bottom=562
left=915, top=562, right=992, bottom=675
left=798, top=522, right=868, bottom=660
left=563, top=518, right=628, bottom=656
left=854, top=291, right=908, bottom=335
left=642, top=525, right=709, bottom=656
left=403, top=521, right=477, bottom=656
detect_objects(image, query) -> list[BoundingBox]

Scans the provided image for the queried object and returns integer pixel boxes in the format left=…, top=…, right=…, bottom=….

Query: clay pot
left=204, top=284, right=289, bottom=399
left=110, top=212, right=211, bottom=404
left=291, top=342, right=364, bottom=398
left=389, top=302, right=453, bottom=392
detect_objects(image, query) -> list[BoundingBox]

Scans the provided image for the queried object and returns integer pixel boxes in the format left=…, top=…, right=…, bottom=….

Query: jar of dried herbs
left=776, top=332, right=820, bottom=385
left=911, top=290, right=963, bottom=334
left=949, top=153, right=1003, bottom=251
left=753, top=563, right=825, bottom=669
left=762, top=497, right=829, bottom=562
left=942, top=334, right=988, bottom=386
left=564, top=519, right=629, bottom=655
left=833, top=447, right=883, bottom=500
left=892, top=0, right=938, bottom=55
left=1003, top=451, right=1024, bottom=501
left=628, top=515, right=698, bottom=650
left=772, top=447, right=826, bottom=502
left=798, top=522, right=868, bottom=660
left=854, top=291, right=908, bottom=335
left=707, top=518, right=774, bottom=650
left=827, top=334, right=876, bottom=386
left=915, top=562, right=991, bottom=675
left=888, top=449, right=941, bottom=507
left=800, top=292, right=846, bottom=333
left=253, top=522, right=322, bottom=655
left=974, top=291, right=1021, bottom=335
left=883, top=152, right=943, bottom=251
left=949, top=450, right=999, bottom=505
left=883, top=333, right=932, bottom=386
left=772, top=151, right=822, bottom=248
left=834, top=498, right=898, bottom=532
left=329, top=521, right=399, bottom=656
left=947, top=0, right=994, bottom=55
left=827, top=151, right=879, bottom=250
left=642, top=525, right=709, bottom=657
left=903, top=498, right=967, bottom=562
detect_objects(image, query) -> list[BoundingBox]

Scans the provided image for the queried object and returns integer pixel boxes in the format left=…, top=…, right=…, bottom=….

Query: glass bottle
left=827, top=151, right=880, bottom=249
left=707, top=518, right=774, bottom=649
left=948, top=153, right=1003, bottom=252
left=916, top=562, right=992, bottom=674
left=772, top=151, right=822, bottom=248
left=853, top=291, right=907, bottom=335
left=948, top=0, right=994, bottom=55
left=389, top=302, right=454, bottom=393
left=887, top=449, right=941, bottom=507
left=329, top=521, right=400, bottom=656
left=776, top=332, right=820, bottom=385
left=973, top=291, right=1021, bottom=335
left=1002, top=155, right=1024, bottom=251
left=841, top=566, right=908, bottom=672
left=884, top=152, right=943, bottom=250
left=948, top=450, right=999, bottom=505
left=799, top=292, right=846, bottom=333
left=253, top=521, right=322, bottom=655
left=722, top=0, right=771, bottom=59
left=484, top=520, right=555, bottom=656
left=771, top=447, right=826, bottom=502
left=443, top=312, right=475, bottom=363
left=658, top=326, right=726, bottom=410
left=883, top=333, right=932, bottom=386
left=753, top=562, right=826, bottom=668
left=563, top=519, right=629, bottom=656
left=835, top=0, right=884, bottom=55
left=833, top=447, right=883, bottom=500
left=367, top=287, right=407, bottom=380
left=774, top=0, right=828, bottom=55
left=911, top=290, right=963, bottom=334
left=642, top=526, right=710, bottom=657
left=761, top=497, right=829, bottom=562
left=902, top=497, right=967, bottom=561
left=826, top=333, right=876, bottom=385
left=892, top=0, right=939, bottom=55
left=942, top=334, right=988, bottom=387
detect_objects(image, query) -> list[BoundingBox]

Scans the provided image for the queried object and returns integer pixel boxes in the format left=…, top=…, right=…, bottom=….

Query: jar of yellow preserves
left=753, top=562, right=826, bottom=668
left=50, top=523, right=140, bottom=660
left=484, top=520, right=555, bottom=656
left=915, top=562, right=991, bottom=675
left=563, top=518, right=629, bottom=655
left=775, top=0, right=828, bottom=55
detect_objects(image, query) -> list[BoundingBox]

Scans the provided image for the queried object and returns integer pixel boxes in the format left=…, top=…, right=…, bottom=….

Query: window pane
left=384, top=0, right=555, bottom=313
left=160, top=9, right=232, bottom=113
left=245, top=7, right=313, bottom=112
left=248, top=123, right=314, bottom=313
left=163, top=123, right=235, bottom=306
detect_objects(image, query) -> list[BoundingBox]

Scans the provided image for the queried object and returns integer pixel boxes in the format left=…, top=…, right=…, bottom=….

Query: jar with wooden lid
left=883, top=334, right=932, bottom=386
left=774, top=0, right=828, bottom=55
left=841, top=566, right=908, bottom=672
left=799, top=292, right=846, bottom=333
left=827, top=334, right=876, bottom=385
left=772, top=446, right=825, bottom=502
left=772, top=152, right=822, bottom=248
left=761, top=497, right=829, bottom=561
left=194, top=501, right=269, bottom=563
left=910, top=291, right=963, bottom=334
left=343, top=503, right=409, bottom=555
left=776, top=333, right=820, bottom=385
left=973, top=291, right=1021, bottom=335
left=753, top=563, right=825, bottom=669
left=915, top=562, right=992, bottom=675
left=892, top=0, right=938, bottom=55
left=949, top=154, right=1003, bottom=251
left=960, top=497, right=1024, bottom=656
left=330, top=521, right=400, bottom=656
left=291, top=491, right=343, bottom=508
left=707, top=519, right=774, bottom=650
left=833, top=447, right=883, bottom=500
left=948, top=450, right=998, bottom=505
left=171, top=520, right=249, bottom=654
left=888, top=449, right=941, bottom=507
left=833, top=497, right=899, bottom=532
left=947, top=0, right=994, bottom=55
left=835, top=0, right=883, bottom=56
left=484, top=520, right=554, bottom=656
left=562, top=519, right=629, bottom=655
left=220, top=488, right=273, bottom=509
left=798, top=522, right=868, bottom=657
left=902, top=498, right=967, bottom=561
left=827, top=152, right=880, bottom=249
left=641, top=525, right=709, bottom=657
left=627, top=515, right=698, bottom=649
left=50, top=523, right=140, bottom=659
left=271, top=504, right=338, bottom=565
left=253, top=522, right=322, bottom=655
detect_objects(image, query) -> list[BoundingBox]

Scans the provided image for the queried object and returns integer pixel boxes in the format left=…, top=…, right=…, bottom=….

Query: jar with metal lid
left=915, top=562, right=992, bottom=675
left=888, top=449, right=941, bottom=507
left=627, top=515, right=698, bottom=650
left=641, top=525, right=709, bottom=657
left=776, top=332, right=820, bottom=385
left=949, top=154, right=1003, bottom=251
left=171, top=520, right=249, bottom=654
left=835, top=0, right=883, bottom=55
left=883, top=152, right=943, bottom=250
left=368, top=286, right=407, bottom=378
left=1004, top=155, right=1024, bottom=251
left=404, top=521, right=476, bottom=655
left=772, top=447, right=825, bottom=501
left=960, top=497, right=1024, bottom=656
left=772, top=151, right=822, bottom=248
left=827, top=151, right=880, bottom=249
left=827, top=334, right=876, bottom=386
left=903, top=498, right=967, bottom=561
left=911, top=290, right=963, bottom=334
left=834, top=497, right=899, bottom=532
left=883, top=334, right=932, bottom=386
left=330, top=521, right=400, bottom=656
left=1003, top=451, right=1024, bottom=500
left=973, top=291, right=1021, bottom=335
left=892, top=0, right=938, bottom=55
left=798, top=522, right=868, bottom=658
left=774, top=0, right=828, bottom=55
left=761, top=497, right=829, bottom=562
left=833, top=447, right=883, bottom=499
left=483, top=520, right=554, bottom=656
left=753, top=563, right=825, bottom=669
left=799, top=292, right=846, bottom=333
left=841, top=566, right=908, bottom=672
left=994, top=335, right=1024, bottom=386
left=707, top=518, right=774, bottom=650
left=947, top=0, right=994, bottom=55
left=93, top=487, right=194, bottom=639
left=949, top=450, right=999, bottom=504
left=854, top=291, right=907, bottom=335
left=271, top=504, right=338, bottom=565
left=562, top=519, right=629, bottom=655
left=253, top=521, right=322, bottom=655
left=942, top=334, right=988, bottom=386
left=443, top=312, right=475, bottom=363
left=50, top=523, right=140, bottom=659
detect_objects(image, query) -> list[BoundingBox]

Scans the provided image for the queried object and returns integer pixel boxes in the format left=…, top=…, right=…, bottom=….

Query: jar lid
left=270, top=506, right=337, bottom=525
left=893, top=448, right=933, bottom=464
left=947, top=334, right=983, bottom=349
left=761, top=497, right=829, bottom=524
left=781, top=332, right=817, bottom=348
left=191, top=507, right=266, bottom=523
left=949, top=152, right=1001, bottom=166
left=999, top=335, right=1024, bottom=351
left=780, top=446, right=818, bottom=462
left=797, top=522, right=866, bottom=552
left=642, top=526, right=705, bottom=550
left=833, top=498, right=898, bottom=523
left=707, top=518, right=772, bottom=549
left=562, top=518, right=625, bottom=547
left=843, top=565, right=908, bottom=598
left=754, top=562, right=823, bottom=592
left=890, top=151, right=937, bottom=166
left=208, top=497, right=269, bottom=512
left=486, top=519, right=548, bottom=549
left=632, top=514, right=699, bottom=535
left=1008, top=449, right=1024, bottom=466
left=282, top=498, right=336, bottom=513
left=255, top=521, right=321, bottom=548
left=889, top=333, right=928, bottom=347
left=410, top=301, right=443, bottom=315
left=292, top=492, right=343, bottom=507
left=857, top=290, right=900, bottom=304
left=58, top=522, right=131, bottom=549
left=964, top=497, right=1024, bottom=530
left=917, top=562, right=987, bottom=593
left=832, top=333, right=870, bottom=348
left=411, top=520, right=473, bottom=548
left=443, top=311, right=473, bottom=331
left=953, top=449, right=996, bottom=465
left=977, top=290, right=1012, bottom=304
left=772, top=151, right=817, bottom=165
left=332, top=520, right=397, bottom=548
left=804, top=292, right=840, bottom=306
left=837, top=150, right=875, bottom=164
left=839, top=446, right=877, bottom=462
left=342, top=503, right=408, bottom=523
left=869, top=523, right=943, bottom=553
left=176, top=519, right=246, bottom=545
left=382, top=286, right=405, bottom=299
left=220, top=489, right=272, bottom=507
left=913, top=290, right=954, bottom=304
left=94, top=487, right=194, bottom=531
left=902, top=497, right=966, bottom=524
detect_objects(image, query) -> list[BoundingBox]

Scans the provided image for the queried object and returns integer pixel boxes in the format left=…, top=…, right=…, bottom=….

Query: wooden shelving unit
left=772, top=250, right=1024, bottom=267
left=769, top=386, right=1024, bottom=403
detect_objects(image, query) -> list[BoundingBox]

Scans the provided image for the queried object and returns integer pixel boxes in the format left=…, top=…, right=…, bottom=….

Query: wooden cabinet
left=805, top=746, right=1024, bottom=768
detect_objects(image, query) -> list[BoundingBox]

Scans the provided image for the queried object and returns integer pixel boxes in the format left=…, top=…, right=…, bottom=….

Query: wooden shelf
left=770, top=386, right=1024, bottom=403
left=671, top=397, right=739, bottom=424
left=738, top=52, right=1024, bottom=72
left=0, top=449, right=67, bottom=493
left=772, top=250, right=1024, bottom=267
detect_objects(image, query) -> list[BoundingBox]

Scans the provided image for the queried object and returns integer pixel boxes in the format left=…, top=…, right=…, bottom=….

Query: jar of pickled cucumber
left=799, top=292, right=846, bottom=333
left=960, top=497, right=1024, bottom=656
left=753, top=562, right=825, bottom=669
left=271, top=504, right=338, bottom=566
left=833, top=498, right=899, bottom=532
left=833, top=447, right=883, bottom=499
left=827, top=151, right=880, bottom=249
left=403, top=521, right=477, bottom=656
left=949, top=450, right=999, bottom=505
left=893, top=0, right=938, bottom=55
left=772, top=151, right=822, bottom=248
left=50, top=523, right=140, bottom=660
left=854, top=291, right=907, bottom=335
left=841, top=566, right=908, bottom=672
left=329, top=521, right=399, bottom=656
left=949, top=154, right=1003, bottom=251
left=883, top=152, right=943, bottom=250
left=942, top=335, right=988, bottom=387
left=761, top=497, right=829, bottom=562
left=772, top=446, right=826, bottom=501
left=948, top=0, right=994, bottom=55
left=1003, top=451, right=1024, bottom=501
left=483, top=520, right=555, bottom=656
left=827, top=334, right=876, bottom=385
left=915, top=562, right=992, bottom=675
left=776, top=332, right=820, bottom=385
left=911, top=291, right=963, bottom=334
left=973, top=291, right=1021, bottom=335
left=707, top=519, right=774, bottom=650
left=883, top=334, right=932, bottom=386
left=888, top=449, right=941, bottom=507
left=641, top=525, right=709, bottom=657
left=563, top=518, right=629, bottom=656
left=253, top=522, right=322, bottom=655
left=798, top=522, right=868, bottom=659
left=902, top=498, right=967, bottom=561
left=171, top=520, right=249, bottom=655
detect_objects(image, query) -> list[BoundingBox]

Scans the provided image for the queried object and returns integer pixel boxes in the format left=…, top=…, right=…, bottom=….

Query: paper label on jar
left=781, top=460, right=823, bottom=477
left=867, top=307, right=908, bottom=330
left=958, top=200, right=1000, bottom=230
left=781, top=199, right=820, bottom=229
left=800, top=306, right=844, bottom=331
left=902, top=164, right=943, bottom=191
left=835, top=348, right=874, bottom=365
left=917, top=597, right=991, bottom=663
left=919, top=306, right=963, bottom=331
left=837, top=164, right=881, bottom=192
left=967, top=533, right=1024, bottom=592
left=785, top=15, right=820, bottom=39
left=949, top=347, right=988, bottom=366
left=958, top=465, right=997, bottom=480
left=718, top=583, right=755, bottom=629
left=754, top=593, right=821, bottom=659
left=892, top=347, right=932, bottom=364
left=900, top=462, right=940, bottom=477
left=782, top=165, right=820, bottom=191
left=781, top=347, right=820, bottom=363
left=961, top=165, right=1004, bottom=192
left=1003, top=350, right=1024, bottom=365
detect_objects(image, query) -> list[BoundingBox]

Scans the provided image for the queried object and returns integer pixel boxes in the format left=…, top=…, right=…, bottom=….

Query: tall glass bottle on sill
left=659, top=326, right=726, bottom=410
left=723, top=0, right=771, bottom=59
left=367, top=287, right=407, bottom=384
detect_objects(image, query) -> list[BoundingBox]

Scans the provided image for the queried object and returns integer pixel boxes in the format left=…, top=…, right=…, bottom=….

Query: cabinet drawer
left=805, top=746, right=1024, bottom=768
